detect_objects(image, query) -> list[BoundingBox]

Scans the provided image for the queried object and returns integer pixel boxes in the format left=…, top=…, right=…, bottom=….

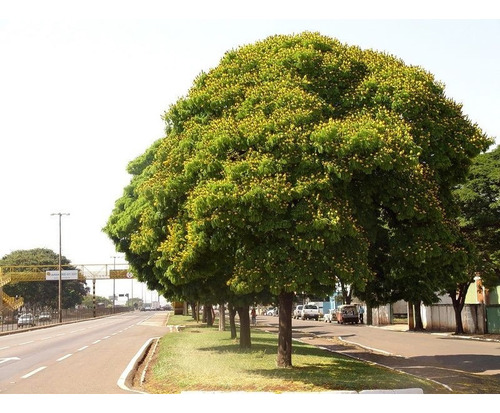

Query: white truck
left=300, top=303, right=320, bottom=321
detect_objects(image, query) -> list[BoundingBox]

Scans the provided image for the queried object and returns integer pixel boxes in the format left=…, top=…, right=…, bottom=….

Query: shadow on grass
left=198, top=334, right=342, bottom=359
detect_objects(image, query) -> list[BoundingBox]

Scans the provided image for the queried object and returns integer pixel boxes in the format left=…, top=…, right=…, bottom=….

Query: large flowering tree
left=105, top=32, right=491, bottom=367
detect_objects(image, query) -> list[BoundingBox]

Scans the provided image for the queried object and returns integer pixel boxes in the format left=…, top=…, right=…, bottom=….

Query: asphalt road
left=260, top=315, right=500, bottom=393
left=0, top=311, right=169, bottom=394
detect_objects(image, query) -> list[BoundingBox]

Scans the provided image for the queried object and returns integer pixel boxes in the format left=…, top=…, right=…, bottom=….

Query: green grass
left=143, top=315, right=442, bottom=394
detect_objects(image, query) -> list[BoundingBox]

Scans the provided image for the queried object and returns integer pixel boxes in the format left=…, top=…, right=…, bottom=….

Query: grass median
left=141, top=314, right=443, bottom=394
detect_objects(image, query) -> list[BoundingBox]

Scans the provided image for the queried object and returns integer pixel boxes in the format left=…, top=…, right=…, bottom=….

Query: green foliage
left=104, top=32, right=492, bottom=310
left=453, top=145, right=500, bottom=288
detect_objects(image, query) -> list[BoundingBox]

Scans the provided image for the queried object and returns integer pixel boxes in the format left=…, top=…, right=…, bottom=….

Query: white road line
left=0, top=346, right=10, bottom=351
left=0, top=357, right=20, bottom=364
left=338, top=337, right=396, bottom=356
left=92, top=340, right=101, bottom=344
left=22, top=366, right=47, bottom=379
left=57, top=354, right=72, bottom=362
left=77, top=346, right=88, bottom=351
left=103, top=336, right=111, bottom=340
left=19, top=341, right=34, bottom=346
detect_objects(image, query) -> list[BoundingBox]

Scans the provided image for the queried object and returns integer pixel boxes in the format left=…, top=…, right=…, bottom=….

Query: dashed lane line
left=57, top=354, right=72, bottom=362
left=21, top=366, right=47, bottom=379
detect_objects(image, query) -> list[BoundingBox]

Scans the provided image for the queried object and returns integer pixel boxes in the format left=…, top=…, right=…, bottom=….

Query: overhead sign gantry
left=0, top=263, right=132, bottom=310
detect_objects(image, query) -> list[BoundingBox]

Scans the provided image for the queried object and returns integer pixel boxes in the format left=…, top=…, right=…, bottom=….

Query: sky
left=1, top=1, right=499, bottom=299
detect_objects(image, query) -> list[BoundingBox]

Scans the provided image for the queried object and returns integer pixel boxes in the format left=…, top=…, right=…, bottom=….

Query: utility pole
left=51, top=212, right=70, bottom=323
left=111, top=256, right=119, bottom=314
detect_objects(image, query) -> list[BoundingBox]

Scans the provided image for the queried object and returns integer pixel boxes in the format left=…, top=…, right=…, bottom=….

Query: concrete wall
left=371, top=302, right=487, bottom=334
left=422, top=304, right=486, bottom=334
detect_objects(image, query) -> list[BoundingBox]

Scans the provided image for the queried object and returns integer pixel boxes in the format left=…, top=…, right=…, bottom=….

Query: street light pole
left=51, top=212, right=69, bottom=323
left=111, top=256, right=119, bottom=314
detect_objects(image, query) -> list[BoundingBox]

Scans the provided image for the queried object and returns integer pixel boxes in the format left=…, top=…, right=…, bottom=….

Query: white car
left=324, top=309, right=335, bottom=323
left=293, top=305, right=303, bottom=319
left=17, top=313, right=35, bottom=327
left=266, top=307, right=278, bottom=316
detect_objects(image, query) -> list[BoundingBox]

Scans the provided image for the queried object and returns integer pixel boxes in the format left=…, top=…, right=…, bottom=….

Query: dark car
left=336, top=305, right=359, bottom=324
left=38, top=312, right=52, bottom=322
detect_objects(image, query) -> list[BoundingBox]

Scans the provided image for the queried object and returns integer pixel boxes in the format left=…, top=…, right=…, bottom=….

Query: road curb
left=117, top=336, right=159, bottom=393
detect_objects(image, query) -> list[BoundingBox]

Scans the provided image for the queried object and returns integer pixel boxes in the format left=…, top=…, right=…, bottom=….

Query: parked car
left=17, top=313, right=35, bottom=327
left=324, top=308, right=335, bottom=323
left=293, top=305, right=303, bottom=319
left=336, top=304, right=359, bottom=324
left=266, top=307, right=278, bottom=316
left=301, top=304, right=320, bottom=321
left=38, top=312, right=52, bottom=322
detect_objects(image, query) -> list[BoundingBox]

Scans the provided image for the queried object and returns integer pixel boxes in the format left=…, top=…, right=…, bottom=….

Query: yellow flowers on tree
left=104, top=32, right=491, bottom=367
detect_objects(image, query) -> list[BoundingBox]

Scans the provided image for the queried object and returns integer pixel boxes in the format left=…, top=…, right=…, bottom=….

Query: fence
left=1, top=306, right=132, bottom=334
left=371, top=302, right=499, bottom=334
left=486, top=305, right=500, bottom=334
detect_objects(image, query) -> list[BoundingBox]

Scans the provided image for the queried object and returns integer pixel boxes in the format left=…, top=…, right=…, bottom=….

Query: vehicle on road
left=266, top=307, right=278, bottom=316
left=293, top=305, right=303, bottom=319
left=324, top=308, right=335, bottom=323
left=17, top=313, right=35, bottom=327
left=336, top=304, right=359, bottom=324
left=301, top=304, right=320, bottom=321
left=38, top=312, right=52, bottom=322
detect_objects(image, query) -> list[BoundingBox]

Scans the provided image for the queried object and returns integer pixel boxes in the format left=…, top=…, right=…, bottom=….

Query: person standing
left=251, top=307, right=257, bottom=326
left=359, top=305, right=365, bottom=323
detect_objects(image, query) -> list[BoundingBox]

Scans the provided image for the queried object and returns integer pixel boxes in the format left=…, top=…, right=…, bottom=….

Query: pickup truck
left=301, top=303, right=320, bottom=321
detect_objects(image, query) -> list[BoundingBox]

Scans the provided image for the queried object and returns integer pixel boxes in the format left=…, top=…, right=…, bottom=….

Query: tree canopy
left=454, top=145, right=500, bottom=288
left=104, top=32, right=491, bottom=365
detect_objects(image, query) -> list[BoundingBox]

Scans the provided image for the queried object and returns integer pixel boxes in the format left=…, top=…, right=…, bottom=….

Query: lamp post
left=111, top=256, right=119, bottom=314
left=51, top=212, right=69, bottom=323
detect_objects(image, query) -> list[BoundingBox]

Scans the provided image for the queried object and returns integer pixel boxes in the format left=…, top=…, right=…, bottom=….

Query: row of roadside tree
left=103, top=32, right=499, bottom=367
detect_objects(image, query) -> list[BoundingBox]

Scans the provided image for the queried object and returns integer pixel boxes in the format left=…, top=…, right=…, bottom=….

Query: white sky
left=1, top=1, right=499, bottom=299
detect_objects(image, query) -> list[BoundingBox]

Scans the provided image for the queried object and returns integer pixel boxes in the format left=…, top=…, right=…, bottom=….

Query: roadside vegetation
left=104, top=32, right=495, bottom=367
left=140, top=315, right=444, bottom=394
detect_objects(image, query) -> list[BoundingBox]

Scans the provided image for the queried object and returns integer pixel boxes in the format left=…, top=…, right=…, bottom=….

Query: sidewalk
left=374, top=323, right=500, bottom=342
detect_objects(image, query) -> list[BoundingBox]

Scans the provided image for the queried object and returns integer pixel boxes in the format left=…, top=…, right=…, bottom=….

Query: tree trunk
left=218, top=303, right=226, bottom=331
left=414, top=301, right=424, bottom=331
left=190, top=302, right=197, bottom=320
left=205, top=304, right=214, bottom=327
left=408, top=301, right=415, bottom=330
left=450, top=283, right=469, bottom=335
left=237, top=306, right=251, bottom=349
left=366, top=302, right=373, bottom=326
left=229, top=304, right=237, bottom=339
left=276, top=291, right=293, bottom=368
left=453, top=301, right=465, bottom=335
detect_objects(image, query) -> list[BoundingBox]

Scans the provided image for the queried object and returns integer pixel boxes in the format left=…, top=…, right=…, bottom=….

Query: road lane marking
left=103, top=336, right=111, bottom=340
left=22, top=366, right=47, bottom=379
left=57, top=354, right=72, bottom=362
left=338, top=337, right=398, bottom=357
left=92, top=340, right=101, bottom=344
left=0, top=346, right=10, bottom=351
left=77, top=346, right=88, bottom=351
left=19, top=341, right=34, bottom=346
left=0, top=357, right=20, bottom=364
